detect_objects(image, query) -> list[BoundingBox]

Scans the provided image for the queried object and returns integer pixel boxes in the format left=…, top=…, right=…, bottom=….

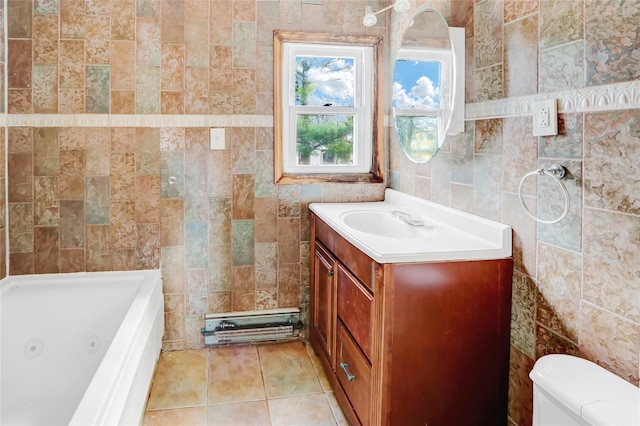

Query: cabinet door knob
left=327, top=270, right=334, bottom=277
left=340, top=362, right=356, bottom=382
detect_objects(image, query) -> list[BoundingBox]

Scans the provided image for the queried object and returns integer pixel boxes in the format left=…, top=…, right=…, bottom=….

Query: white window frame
left=274, top=31, right=384, bottom=184
left=393, top=46, right=453, bottom=133
left=282, top=44, right=373, bottom=174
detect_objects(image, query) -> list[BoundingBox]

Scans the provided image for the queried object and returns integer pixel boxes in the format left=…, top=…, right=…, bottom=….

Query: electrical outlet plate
left=532, top=99, right=558, bottom=136
left=210, top=128, right=225, bottom=150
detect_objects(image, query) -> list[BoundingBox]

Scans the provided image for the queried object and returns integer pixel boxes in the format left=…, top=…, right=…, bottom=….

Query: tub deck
left=1, top=270, right=163, bottom=426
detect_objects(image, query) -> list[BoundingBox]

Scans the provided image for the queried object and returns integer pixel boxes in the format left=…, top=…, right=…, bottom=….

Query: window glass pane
left=394, top=115, right=438, bottom=163
left=296, top=115, right=354, bottom=166
left=295, top=56, right=355, bottom=107
left=392, top=60, right=441, bottom=110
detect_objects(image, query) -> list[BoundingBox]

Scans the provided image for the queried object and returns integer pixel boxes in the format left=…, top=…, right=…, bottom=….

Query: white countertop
left=310, top=189, right=512, bottom=264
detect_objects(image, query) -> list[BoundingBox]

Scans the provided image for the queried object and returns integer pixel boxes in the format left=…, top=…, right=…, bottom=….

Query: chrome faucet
left=391, top=210, right=425, bottom=227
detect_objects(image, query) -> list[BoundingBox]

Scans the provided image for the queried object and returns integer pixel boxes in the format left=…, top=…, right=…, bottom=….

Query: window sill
left=275, top=171, right=384, bottom=185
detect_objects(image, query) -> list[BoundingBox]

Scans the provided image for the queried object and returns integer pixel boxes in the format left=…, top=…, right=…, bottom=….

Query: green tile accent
left=208, top=243, right=232, bottom=292
left=86, top=65, right=110, bottom=113
left=34, top=0, right=59, bottom=14
left=136, top=128, right=160, bottom=176
left=136, top=66, right=160, bottom=114
left=301, top=184, right=322, bottom=198
left=137, top=0, right=159, bottom=17
left=184, top=175, right=208, bottom=222
left=232, top=219, right=254, bottom=266
left=209, top=197, right=232, bottom=245
left=85, top=176, right=110, bottom=224
left=233, top=22, right=256, bottom=69
left=185, top=222, right=208, bottom=269
left=255, top=150, right=277, bottom=198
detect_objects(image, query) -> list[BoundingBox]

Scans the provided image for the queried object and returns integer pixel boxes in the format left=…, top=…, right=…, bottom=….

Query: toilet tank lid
left=529, top=355, right=639, bottom=425
left=582, top=399, right=640, bottom=426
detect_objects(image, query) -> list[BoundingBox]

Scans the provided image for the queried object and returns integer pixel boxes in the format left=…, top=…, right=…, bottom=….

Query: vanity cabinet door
left=336, top=264, right=373, bottom=360
left=311, top=241, right=337, bottom=369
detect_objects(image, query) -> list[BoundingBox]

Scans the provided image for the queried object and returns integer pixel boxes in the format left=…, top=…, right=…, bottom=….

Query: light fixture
left=362, top=0, right=410, bottom=27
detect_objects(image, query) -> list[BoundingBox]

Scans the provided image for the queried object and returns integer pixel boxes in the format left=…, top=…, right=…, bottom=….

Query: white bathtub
left=1, top=270, right=164, bottom=426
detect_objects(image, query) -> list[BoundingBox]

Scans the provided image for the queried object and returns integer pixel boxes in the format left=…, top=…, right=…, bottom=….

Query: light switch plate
left=532, top=99, right=558, bottom=136
left=210, top=128, right=225, bottom=150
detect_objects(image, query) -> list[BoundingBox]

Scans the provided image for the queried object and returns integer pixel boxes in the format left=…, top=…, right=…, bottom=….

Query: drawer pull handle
left=340, top=362, right=356, bottom=382
left=328, top=270, right=334, bottom=277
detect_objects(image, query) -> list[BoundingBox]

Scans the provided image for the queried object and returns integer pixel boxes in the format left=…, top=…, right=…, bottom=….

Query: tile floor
left=142, top=341, right=349, bottom=425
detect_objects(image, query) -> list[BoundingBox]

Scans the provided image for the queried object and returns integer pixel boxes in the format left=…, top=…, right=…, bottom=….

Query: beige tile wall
left=4, top=0, right=387, bottom=351
left=390, top=1, right=640, bottom=425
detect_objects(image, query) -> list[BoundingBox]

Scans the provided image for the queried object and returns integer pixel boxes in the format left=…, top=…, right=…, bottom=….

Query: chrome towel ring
left=518, top=164, right=569, bottom=224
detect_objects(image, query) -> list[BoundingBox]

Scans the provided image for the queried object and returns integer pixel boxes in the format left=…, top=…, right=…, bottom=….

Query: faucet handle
left=391, top=208, right=425, bottom=227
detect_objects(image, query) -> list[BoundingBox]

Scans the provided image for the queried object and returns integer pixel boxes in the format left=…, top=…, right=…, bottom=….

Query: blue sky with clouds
left=393, top=60, right=441, bottom=109
left=295, top=56, right=355, bottom=107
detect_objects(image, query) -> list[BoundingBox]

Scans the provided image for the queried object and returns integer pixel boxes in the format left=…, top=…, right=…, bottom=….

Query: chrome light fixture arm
left=363, top=0, right=410, bottom=26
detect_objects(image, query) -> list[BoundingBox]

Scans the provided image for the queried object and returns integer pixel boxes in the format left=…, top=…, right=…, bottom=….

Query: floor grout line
left=255, top=344, right=274, bottom=426
left=303, top=342, right=341, bottom=426
left=204, top=348, right=210, bottom=424
left=144, top=341, right=341, bottom=425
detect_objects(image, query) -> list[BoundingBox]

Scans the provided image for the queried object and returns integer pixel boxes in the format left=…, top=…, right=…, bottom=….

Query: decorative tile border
left=2, top=114, right=274, bottom=128
left=0, top=81, right=637, bottom=128
left=465, top=80, right=640, bottom=120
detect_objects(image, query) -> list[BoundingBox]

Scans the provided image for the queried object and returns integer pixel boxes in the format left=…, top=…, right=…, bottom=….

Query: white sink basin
left=310, top=189, right=512, bottom=263
left=341, top=211, right=436, bottom=239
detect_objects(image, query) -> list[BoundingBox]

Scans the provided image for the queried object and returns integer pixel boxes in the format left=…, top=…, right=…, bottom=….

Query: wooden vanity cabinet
left=311, top=241, right=337, bottom=369
left=309, top=213, right=513, bottom=426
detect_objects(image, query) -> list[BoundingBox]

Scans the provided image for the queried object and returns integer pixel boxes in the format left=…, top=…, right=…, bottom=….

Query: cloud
left=308, top=65, right=354, bottom=102
left=393, top=76, right=439, bottom=109
left=411, top=76, right=438, bottom=103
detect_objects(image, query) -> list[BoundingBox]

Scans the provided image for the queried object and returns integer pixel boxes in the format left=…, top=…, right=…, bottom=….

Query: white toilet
left=529, top=354, right=640, bottom=425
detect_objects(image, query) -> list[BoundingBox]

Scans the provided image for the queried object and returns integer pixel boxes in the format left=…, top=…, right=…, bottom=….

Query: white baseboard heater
left=201, top=308, right=303, bottom=346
